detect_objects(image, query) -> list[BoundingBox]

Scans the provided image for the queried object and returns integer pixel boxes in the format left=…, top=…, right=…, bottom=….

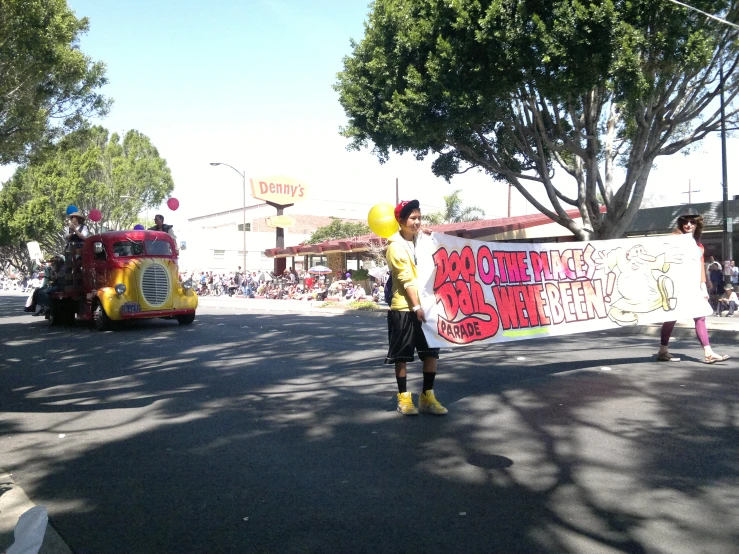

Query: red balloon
left=88, top=208, right=102, bottom=222
left=167, top=197, right=179, bottom=211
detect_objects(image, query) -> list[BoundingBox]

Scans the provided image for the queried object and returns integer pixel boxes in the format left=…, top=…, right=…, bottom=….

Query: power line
left=664, top=0, right=739, bottom=30
left=307, top=196, right=445, bottom=210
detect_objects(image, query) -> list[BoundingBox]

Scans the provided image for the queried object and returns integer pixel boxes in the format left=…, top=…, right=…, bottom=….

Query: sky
left=1, top=0, right=736, bottom=229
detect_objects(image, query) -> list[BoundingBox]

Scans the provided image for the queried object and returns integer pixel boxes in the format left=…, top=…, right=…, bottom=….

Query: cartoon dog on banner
left=595, top=243, right=683, bottom=325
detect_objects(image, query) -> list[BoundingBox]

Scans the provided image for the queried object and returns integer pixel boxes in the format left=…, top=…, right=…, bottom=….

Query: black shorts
left=385, top=310, right=440, bottom=364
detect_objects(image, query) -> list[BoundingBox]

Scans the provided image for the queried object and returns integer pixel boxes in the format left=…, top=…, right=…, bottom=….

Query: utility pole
left=395, top=178, right=399, bottom=205
left=507, top=183, right=512, bottom=217
left=682, top=179, right=700, bottom=205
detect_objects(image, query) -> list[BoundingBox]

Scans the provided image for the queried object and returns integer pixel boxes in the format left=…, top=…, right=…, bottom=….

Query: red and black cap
left=394, top=199, right=420, bottom=222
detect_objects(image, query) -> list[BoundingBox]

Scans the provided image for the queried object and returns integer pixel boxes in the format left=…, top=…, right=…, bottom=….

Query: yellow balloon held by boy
left=367, top=203, right=397, bottom=238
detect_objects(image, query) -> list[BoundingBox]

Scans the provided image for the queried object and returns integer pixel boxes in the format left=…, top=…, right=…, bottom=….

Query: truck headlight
left=115, top=283, right=126, bottom=295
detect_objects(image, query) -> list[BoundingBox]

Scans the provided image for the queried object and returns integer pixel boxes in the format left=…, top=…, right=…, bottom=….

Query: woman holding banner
left=657, top=211, right=729, bottom=364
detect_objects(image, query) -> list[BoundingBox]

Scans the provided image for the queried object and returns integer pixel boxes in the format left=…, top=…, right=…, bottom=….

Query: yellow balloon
left=367, top=203, right=398, bottom=238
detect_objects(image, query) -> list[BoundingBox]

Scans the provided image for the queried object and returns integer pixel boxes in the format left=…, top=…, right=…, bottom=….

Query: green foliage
left=335, top=0, right=739, bottom=239
left=348, top=300, right=379, bottom=310
left=307, top=218, right=371, bottom=244
left=352, top=268, right=370, bottom=280
left=0, top=127, right=174, bottom=270
left=424, top=189, right=485, bottom=225
left=0, top=0, right=110, bottom=164
left=318, top=299, right=379, bottom=310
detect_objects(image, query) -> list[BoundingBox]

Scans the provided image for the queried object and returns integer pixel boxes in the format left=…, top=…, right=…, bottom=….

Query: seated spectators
left=371, top=282, right=381, bottom=303
left=717, top=286, right=738, bottom=317
left=352, top=285, right=367, bottom=300
left=327, top=282, right=343, bottom=299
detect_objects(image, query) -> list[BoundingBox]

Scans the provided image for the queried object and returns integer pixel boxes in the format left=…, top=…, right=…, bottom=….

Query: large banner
left=416, top=232, right=712, bottom=348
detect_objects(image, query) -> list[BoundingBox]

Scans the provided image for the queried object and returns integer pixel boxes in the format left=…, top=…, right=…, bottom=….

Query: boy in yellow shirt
left=385, top=200, right=447, bottom=415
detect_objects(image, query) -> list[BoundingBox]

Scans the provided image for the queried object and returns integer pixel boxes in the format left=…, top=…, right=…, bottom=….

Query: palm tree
left=424, top=190, right=485, bottom=225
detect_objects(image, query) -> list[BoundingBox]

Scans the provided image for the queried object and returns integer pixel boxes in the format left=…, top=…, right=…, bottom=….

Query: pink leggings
left=660, top=317, right=709, bottom=348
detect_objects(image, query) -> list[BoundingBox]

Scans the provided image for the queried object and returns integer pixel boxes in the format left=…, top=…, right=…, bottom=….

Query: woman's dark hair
left=676, top=213, right=704, bottom=241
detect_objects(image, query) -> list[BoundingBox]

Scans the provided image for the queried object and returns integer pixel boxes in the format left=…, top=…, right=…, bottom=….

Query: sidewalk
left=648, top=311, right=739, bottom=336
left=0, top=472, right=72, bottom=554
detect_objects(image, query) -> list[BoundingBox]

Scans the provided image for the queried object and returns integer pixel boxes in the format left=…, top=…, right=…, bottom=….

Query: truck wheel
left=177, top=313, right=195, bottom=325
left=93, top=302, right=110, bottom=331
left=48, top=300, right=61, bottom=326
left=63, top=302, right=76, bottom=326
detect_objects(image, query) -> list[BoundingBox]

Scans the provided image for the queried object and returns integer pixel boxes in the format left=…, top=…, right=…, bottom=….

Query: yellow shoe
left=396, top=392, right=419, bottom=415
left=418, top=390, right=448, bottom=415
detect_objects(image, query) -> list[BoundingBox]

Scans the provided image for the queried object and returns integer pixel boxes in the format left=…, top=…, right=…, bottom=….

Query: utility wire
left=664, top=0, right=739, bottom=30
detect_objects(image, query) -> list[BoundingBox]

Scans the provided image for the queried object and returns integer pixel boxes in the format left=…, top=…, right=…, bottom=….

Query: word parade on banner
left=416, top=232, right=711, bottom=348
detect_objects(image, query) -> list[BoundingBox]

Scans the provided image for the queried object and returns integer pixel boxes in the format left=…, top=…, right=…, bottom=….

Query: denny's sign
left=250, top=175, right=308, bottom=205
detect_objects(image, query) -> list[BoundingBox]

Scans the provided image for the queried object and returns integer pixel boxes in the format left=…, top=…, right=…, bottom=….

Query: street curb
left=0, top=471, right=73, bottom=554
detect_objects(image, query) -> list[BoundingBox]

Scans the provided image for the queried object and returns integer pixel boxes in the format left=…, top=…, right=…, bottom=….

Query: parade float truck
left=49, top=230, right=197, bottom=330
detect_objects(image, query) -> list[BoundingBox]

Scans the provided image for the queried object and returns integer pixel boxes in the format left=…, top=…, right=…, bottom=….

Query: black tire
left=93, top=302, right=111, bottom=331
left=63, top=302, right=76, bottom=326
left=177, top=313, right=195, bottom=325
left=48, top=300, right=62, bottom=326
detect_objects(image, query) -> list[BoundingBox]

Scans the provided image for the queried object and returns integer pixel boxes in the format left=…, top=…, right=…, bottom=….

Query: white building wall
left=177, top=203, right=310, bottom=272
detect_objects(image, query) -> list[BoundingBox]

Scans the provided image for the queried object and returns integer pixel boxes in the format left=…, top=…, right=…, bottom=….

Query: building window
left=238, top=223, right=251, bottom=232
left=214, top=250, right=225, bottom=260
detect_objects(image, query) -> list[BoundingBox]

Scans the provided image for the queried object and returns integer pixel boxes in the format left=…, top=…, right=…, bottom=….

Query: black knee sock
left=422, top=372, right=435, bottom=393
left=396, top=376, right=407, bottom=393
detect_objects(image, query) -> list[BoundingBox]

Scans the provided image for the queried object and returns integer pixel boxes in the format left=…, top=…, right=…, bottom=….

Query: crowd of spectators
left=4, top=264, right=388, bottom=305
left=1, top=272, right=35, bottom=292
left=179, top=266, right=388, bottom=304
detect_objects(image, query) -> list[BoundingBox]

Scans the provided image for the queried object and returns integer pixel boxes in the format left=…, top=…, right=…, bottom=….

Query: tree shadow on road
left=1, top=300, right=738, bottom=553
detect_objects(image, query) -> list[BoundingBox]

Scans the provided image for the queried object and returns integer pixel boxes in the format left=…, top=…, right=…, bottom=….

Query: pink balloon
left=88, top=208, right=102, bottom=222
left=167, top=197, right=179, bottom=211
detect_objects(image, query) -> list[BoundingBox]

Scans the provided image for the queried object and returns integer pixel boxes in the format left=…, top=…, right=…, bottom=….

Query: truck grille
left=141, top=263, right=170, bottom=306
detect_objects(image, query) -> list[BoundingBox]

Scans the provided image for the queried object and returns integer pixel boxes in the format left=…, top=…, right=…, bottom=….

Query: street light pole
left=720, top=65, right=732, bottom=287
left=210, top=162, right=247, bottom=274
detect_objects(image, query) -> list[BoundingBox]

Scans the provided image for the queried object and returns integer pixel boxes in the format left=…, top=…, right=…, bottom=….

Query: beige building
left=178, top=202, right=360, bottom=273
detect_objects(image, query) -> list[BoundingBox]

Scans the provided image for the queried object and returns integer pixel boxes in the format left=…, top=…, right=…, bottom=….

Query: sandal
left=705, top=353, right=730, bottom=364
left=656, top=352, right=681, bottom=362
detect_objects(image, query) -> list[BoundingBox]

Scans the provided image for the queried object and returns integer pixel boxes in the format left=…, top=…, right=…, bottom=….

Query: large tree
left=335, top=0, right=739, bottom=239
left=0, top=127, right=174, bottom=271
left=0, top=0, right=109, bottom=164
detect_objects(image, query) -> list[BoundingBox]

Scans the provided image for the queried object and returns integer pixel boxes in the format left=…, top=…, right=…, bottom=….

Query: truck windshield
left=112, top=240, right=173, bottom=257
left=145, top=240, right=173, bottom=255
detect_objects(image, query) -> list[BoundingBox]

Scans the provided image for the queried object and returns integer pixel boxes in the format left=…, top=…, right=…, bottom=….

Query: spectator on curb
left=717, top=286, right=738, bottom=317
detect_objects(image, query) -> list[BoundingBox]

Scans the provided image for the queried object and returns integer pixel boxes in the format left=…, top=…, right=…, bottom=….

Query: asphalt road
left=1, top=294, right=738, bottom=554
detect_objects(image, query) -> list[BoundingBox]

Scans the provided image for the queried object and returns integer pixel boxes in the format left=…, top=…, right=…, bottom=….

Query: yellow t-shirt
left=385, top=232, right=418, bottom=311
